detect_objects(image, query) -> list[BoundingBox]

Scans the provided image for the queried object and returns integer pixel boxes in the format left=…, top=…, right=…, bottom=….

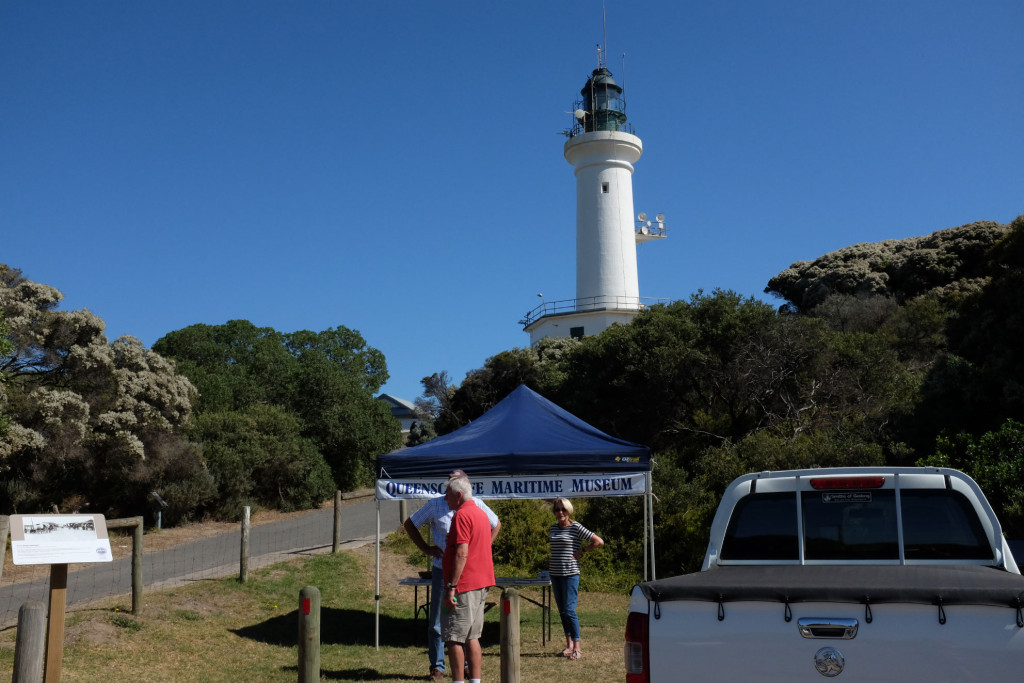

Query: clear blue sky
left=3, top=1, right=1022, bottom=403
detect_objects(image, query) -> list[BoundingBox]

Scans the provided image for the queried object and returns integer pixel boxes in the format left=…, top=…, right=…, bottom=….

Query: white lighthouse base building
left=524, top=307, right=641, bottom=346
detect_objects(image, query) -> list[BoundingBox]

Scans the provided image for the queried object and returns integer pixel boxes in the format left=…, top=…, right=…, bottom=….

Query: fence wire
left=0, top=494, right=409, bottom=629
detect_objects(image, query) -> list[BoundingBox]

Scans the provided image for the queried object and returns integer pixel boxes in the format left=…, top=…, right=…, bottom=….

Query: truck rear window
left=901, top=489, right=992, bottom=560
left=720, top=488, right=993, bottom=561
left=720, top=492, right=798, bottom=560
left=803, top=490, right=898, bottom=559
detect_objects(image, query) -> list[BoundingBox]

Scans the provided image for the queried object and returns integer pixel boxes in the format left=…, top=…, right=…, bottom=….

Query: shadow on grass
left=232, top=607, right=502, bottom=649
left=232, top=607, right=424, bottom=647
left=320, top=669, right=419, bottom=681
left=281, top=665, right=413, bottom=681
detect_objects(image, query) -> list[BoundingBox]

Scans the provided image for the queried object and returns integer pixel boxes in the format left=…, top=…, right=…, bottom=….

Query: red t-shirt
left=442, top=499, right=495, bottom=592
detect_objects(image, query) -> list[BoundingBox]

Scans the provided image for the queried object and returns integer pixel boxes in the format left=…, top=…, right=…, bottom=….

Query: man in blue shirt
left=404, top=470, right=501, bottom=680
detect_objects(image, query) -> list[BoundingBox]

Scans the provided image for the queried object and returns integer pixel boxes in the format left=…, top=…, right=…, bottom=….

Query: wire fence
left=0, top=493, right=409, bottom=629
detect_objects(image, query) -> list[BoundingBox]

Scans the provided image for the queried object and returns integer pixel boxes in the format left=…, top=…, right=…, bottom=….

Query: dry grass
left=0, top=542, right=630, bottom=682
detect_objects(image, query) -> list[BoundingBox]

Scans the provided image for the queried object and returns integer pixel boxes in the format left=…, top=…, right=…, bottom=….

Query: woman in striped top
left=547, top=497, right=604, bottom=660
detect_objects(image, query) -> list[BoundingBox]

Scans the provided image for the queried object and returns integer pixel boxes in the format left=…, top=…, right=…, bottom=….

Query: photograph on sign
left=9, top=514, right=113, bottom=565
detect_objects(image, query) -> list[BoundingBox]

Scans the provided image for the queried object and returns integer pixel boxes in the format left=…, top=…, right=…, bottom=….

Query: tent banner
left=375, top=472, right=648, bottom=501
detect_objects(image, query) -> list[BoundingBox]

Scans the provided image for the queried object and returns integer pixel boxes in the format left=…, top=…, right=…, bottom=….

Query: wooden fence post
left=332, top=491, right=341, bottom=553
left=131, top=516, right=143, bottom=615
left=0, top=515, right=9, bottom=585
left=106, top=516, right=145, bottom=615
left=499, top=587, right=521, bottom=683
left=240, top=506, right=250, bottom=583
left=13, top=600, right=46, bottom=683
left=298, top=585, right=321, bottom=683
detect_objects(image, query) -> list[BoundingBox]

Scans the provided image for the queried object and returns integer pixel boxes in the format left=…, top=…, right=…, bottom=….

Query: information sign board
left=9, top=514, right=113, bottom=565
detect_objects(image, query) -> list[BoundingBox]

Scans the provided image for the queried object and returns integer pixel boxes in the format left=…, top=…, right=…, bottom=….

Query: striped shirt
left=548, top=521, right=595, bottom=577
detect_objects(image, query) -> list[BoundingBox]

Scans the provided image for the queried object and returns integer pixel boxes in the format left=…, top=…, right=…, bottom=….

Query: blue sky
left=3, top=1, right=1022, bottom=403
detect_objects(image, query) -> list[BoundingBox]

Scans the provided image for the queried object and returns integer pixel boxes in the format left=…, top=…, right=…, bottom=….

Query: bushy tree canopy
left=766, top=220, right=1010, bottom=312
left=154, top=320, right=401, bottom=492
left=429, top=289, right=919, bottom=574
left=0, top=265, right=201, bottom=518
left=1, top=266, right=400, bottom=522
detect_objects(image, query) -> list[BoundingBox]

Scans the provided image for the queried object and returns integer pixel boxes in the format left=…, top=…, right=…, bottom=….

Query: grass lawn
left=0, top=543, right=630, bottom=682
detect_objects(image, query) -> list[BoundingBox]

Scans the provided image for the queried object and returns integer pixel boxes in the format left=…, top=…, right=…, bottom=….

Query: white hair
left=447, top=475, right=473, bottom=499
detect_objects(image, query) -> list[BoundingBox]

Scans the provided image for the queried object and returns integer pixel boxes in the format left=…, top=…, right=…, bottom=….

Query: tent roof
left=376, top=385, right=650, bottom=477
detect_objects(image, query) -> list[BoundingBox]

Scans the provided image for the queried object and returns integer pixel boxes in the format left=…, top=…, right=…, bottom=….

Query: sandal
left=560, top=647, right=574, bottom=657
left=569, top=650, right=582, bottom=660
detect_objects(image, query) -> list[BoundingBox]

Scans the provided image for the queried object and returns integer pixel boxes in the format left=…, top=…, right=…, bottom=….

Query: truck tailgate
left=644, top=600, right=1024, bottom=681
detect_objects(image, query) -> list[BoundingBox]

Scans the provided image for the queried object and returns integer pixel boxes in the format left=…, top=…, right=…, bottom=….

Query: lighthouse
left=522, top=51, right=665, bottom=346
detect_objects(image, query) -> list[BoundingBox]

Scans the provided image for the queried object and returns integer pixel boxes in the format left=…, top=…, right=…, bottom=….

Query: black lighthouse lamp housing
left=579, top=66, right=628, bottom=133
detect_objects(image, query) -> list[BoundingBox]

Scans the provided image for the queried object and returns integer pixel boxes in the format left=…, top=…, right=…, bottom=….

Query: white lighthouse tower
left=522, top=50, right=665, bottom=345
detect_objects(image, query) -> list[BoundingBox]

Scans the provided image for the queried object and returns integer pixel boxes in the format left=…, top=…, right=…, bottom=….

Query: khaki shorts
left=442, top=586, right=489, bottom=644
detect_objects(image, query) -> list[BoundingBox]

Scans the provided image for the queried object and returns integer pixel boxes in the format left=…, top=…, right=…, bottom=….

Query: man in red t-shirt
left=441, top=474, right=495, bottom=683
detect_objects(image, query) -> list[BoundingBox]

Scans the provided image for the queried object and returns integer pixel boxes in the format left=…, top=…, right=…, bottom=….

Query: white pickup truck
left=625, top=467, right=1024, bottom=681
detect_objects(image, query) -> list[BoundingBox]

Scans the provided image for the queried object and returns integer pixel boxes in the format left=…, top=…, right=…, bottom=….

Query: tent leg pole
left=643, top=485, right=649, bottom=582
left=375, top=500, right=380, bottom=650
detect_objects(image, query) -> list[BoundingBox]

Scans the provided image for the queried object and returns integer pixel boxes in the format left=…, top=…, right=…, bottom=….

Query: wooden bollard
left=298, top=586, right=321, bottom=683
left=332, top=491, right=342, bottom=553
left=240, top=506, right=250, bottom=583
left=499, top=587, right=521, bottom=683
left=13, top=600, right=46, bottom=683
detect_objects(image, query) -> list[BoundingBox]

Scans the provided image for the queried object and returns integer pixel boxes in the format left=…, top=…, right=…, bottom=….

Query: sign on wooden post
left=9, top=514, right=113, bottom=683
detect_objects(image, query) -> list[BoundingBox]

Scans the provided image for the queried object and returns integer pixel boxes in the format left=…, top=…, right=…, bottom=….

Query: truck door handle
left=797, top=618, right=859, bottom=639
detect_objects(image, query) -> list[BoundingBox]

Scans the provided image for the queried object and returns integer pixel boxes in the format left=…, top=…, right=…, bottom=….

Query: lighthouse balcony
left=518, top=295, right=670, bottom=328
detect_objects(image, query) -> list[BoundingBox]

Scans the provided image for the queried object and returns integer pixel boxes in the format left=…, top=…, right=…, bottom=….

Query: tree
left=414, top=371, right=454, bottom=422
left=0, top=311, right=13, bottom=438
left=290, top=351, right=399, bottom=490
left=766, top=220, right=1009, bottom=312
left=286, top=327, right=388, bottom=394
left=918, top=419, right=1024, bottom=538
left=155, top=320, right=402, bottom=495
left=406, top=419, right=437, bottom=447
left=190, top=404, right=333, bottom=518
left=0, top=265, right=200, bottom=518
left=438, top=337, right=578, bottom=434
left=152, top=321, right=295, bottom=413
left=910, top=215, right=1024, bottom=445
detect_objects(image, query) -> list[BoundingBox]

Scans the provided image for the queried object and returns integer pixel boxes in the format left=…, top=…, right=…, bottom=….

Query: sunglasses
left=553, top=507, right=567, bottom=512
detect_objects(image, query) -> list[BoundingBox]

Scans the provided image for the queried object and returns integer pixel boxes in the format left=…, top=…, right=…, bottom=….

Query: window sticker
left=822, top=492, right=873, bottom=503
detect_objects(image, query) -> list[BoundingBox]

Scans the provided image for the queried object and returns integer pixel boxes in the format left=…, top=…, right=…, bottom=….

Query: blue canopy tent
left=377, top=384, right=650, bottom=477
left=372, top=385, right=655, bottom=647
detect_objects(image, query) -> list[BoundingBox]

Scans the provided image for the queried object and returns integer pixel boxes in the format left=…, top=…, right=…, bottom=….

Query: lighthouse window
left=601, top=182, right=609, bottom=194
left=595, top=89, right=622, bottom=112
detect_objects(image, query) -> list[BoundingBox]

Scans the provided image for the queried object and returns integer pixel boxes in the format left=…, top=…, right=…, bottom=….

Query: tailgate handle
left=798, top=618, right=858, bottom=639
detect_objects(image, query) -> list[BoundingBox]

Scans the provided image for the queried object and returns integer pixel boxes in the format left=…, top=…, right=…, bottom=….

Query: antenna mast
left=602, top=3, right=608, bottom=68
